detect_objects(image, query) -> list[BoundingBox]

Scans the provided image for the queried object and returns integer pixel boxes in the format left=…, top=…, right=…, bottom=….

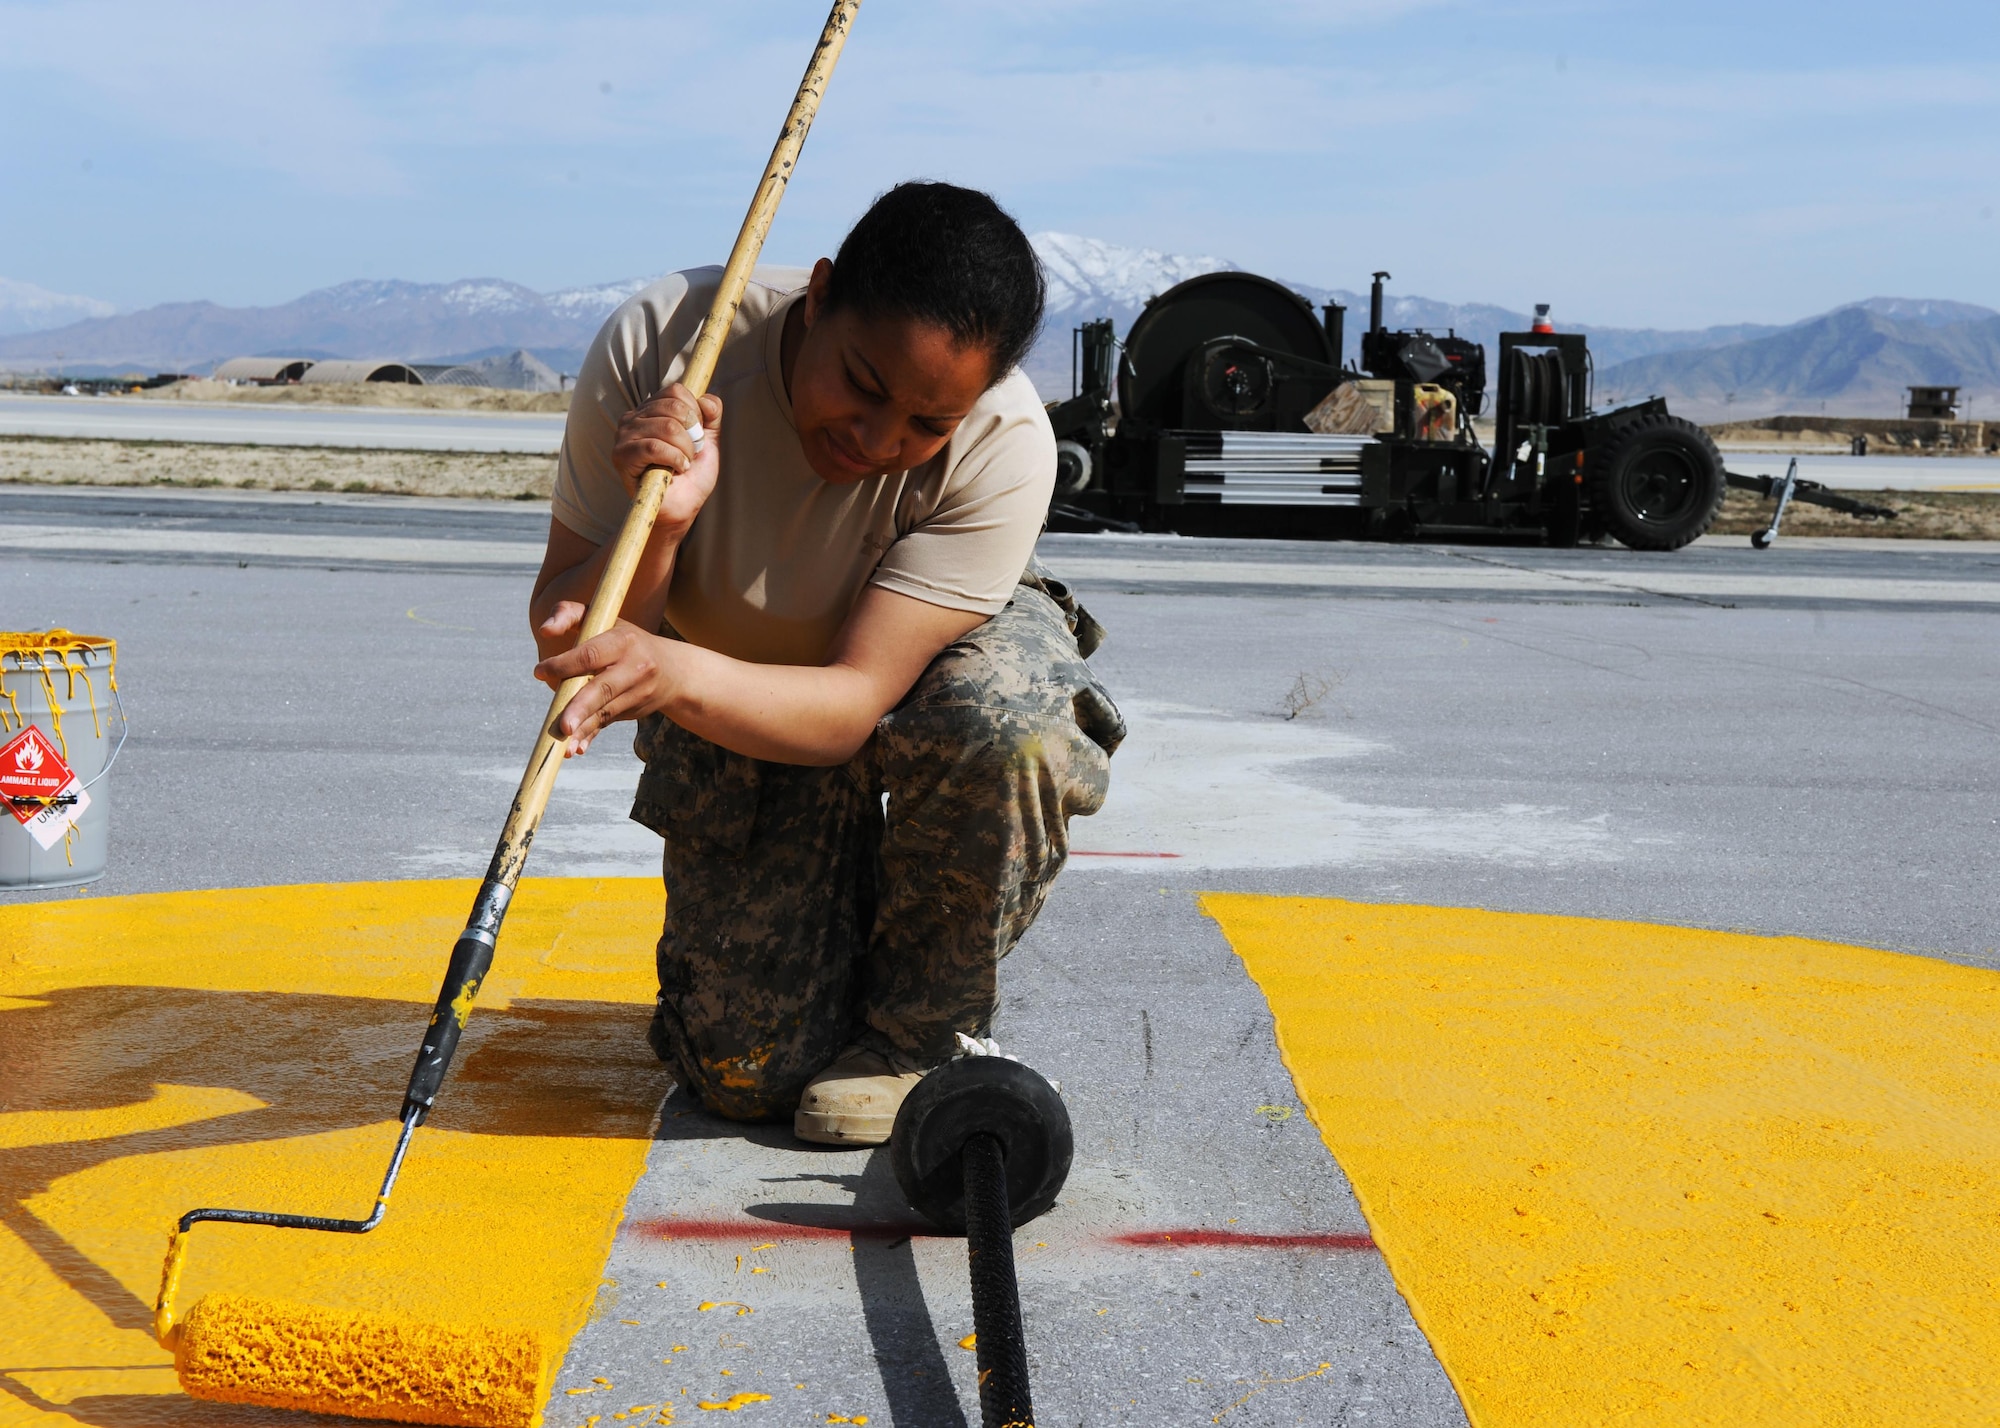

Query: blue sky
left=2, top=0, right=1996, bottom=327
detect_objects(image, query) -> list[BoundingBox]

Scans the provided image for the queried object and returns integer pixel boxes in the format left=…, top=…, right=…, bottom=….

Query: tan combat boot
left=793, top=1045, right=927, bottom=1146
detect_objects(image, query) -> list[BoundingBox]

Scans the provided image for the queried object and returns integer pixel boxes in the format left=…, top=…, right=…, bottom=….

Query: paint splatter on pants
left=630, top=566, right=1125, bottom=1121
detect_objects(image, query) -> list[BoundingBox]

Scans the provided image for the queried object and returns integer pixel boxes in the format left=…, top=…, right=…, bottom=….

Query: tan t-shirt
left=552, top=265, right=1055, bottom=667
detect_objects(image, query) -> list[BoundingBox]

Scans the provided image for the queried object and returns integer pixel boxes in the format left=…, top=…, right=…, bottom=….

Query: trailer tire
left=1054, top=439, right=1094, bottom=495
left=1588, top=414, right=1725, bottom=550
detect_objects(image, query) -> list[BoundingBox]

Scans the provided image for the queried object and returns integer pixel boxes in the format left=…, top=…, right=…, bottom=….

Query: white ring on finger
left=686, top=423, right=705, bottom=451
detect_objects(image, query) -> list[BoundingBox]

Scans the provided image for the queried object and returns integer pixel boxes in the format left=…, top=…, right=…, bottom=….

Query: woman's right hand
left=612, top=382, right=723, bottom=538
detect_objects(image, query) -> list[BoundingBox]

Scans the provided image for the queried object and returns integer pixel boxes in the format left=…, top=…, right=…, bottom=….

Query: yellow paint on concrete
left=0, top=878, right=670, bottom=1428
left=0, top=876, right=662, bottom=1004
left=0, top=1084, right=264, bottom=1150
left=1203, top=893, right=2000, bottom=1426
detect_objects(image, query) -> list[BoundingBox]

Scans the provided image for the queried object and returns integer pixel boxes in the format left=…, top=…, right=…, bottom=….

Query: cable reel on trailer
left=1118, top=272, right=1338, bottom=433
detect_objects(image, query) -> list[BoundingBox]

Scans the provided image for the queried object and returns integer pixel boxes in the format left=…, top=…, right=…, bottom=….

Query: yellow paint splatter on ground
left=957, top=1333, right=976, bottom=1350
left=1210, top=1362, right=1331, bottom=1422
left=0, top=878, right=669, bottom=1428
left=1204, top=893, right=2000, bottom=1426
left=695, top=1392, right=771, bottom=1411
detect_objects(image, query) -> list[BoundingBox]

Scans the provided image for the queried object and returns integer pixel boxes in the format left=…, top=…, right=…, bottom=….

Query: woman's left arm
left=532, top=585, right=986, bottom=766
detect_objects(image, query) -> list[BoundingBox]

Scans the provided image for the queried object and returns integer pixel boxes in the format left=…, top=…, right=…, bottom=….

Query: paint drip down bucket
left=1, top=631, right=124, bottom=888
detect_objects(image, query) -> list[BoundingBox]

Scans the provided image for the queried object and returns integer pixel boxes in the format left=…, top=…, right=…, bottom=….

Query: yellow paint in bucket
left=1, top=629, right=122, bottom=886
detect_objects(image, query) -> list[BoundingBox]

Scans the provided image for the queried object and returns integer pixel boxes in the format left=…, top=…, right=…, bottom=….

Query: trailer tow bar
left=1725, top=457, right=1898, bottom=548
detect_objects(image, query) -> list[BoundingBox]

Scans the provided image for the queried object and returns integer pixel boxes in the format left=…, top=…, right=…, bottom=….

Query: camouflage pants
left=631, top=566, right=1125, bottom=1121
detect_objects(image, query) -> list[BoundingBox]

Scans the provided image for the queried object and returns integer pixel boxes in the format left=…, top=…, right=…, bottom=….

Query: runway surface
left=3, top=483, right=1996, bottom=1426
left=0, top=392, right=566, bottom=453
left=3, top=394, right=1998, bottom=491
left=1719, top=450, right=2000, bottom=492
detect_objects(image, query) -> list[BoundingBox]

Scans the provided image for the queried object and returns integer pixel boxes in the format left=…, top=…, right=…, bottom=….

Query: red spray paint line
left=1109, top=1229, right=1376, bottom=1252
left=629, top=1217, right=941, bottom=1243
left=628, top=1218, right=1374, bottom=1252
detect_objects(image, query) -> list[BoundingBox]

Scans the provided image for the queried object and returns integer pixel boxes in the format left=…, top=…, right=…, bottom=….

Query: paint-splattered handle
left=402, top=915, right=501, bottom=1123
left=402, top=0, right=860, bottom=1127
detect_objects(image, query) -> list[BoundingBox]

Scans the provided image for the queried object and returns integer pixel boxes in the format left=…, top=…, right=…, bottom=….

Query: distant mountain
left=0, top=277, right=116, bottom=338
left=9, top=241, right=1996, bottom=421
left=0, top=274, right=658, bottom=375
left=1597, top=302, right=2000, bottom=421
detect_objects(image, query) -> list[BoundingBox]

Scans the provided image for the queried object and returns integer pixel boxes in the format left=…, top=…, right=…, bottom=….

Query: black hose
left=963, top=1132, right=1035, bottom=1428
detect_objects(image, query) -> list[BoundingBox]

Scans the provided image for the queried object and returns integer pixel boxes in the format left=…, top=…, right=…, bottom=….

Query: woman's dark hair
left=823, top=181, right=1045, bottom=383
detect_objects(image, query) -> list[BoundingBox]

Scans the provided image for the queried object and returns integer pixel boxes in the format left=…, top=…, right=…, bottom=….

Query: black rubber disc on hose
left=890, top=1057, right=1073, bottom=1234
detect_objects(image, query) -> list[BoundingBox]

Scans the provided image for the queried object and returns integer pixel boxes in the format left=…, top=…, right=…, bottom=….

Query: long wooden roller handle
left=486, top=0, right=860, bottom=893
left=399, top=0, right=862, bottom=1126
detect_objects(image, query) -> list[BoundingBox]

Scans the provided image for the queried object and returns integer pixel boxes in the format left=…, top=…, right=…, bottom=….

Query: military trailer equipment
left=1046, top=269, right=1735, bottom=549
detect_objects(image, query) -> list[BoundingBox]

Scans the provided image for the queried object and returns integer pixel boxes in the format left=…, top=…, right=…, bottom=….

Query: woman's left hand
left=532, top=620, right=677, bottom=756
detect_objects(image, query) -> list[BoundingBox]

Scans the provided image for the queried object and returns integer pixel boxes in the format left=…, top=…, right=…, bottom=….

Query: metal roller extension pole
left=962, top=1132, right=1036, bottom=1428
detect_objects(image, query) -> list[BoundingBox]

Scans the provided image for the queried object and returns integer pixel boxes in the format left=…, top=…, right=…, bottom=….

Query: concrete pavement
left=3, top=482, right=1996, bottom=1425
left=0, top=393, right=565, bottom=453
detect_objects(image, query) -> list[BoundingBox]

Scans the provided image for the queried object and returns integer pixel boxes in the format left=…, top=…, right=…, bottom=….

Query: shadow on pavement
left=649, top=1088, right=971, bottom=1428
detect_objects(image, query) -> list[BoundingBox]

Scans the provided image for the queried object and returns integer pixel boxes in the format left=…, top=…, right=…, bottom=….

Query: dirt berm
left=6, top=436, right=2000, bottom=538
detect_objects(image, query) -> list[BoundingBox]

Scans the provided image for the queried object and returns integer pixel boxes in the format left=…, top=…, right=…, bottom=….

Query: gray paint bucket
left=1, top=633, right=124, bottom=888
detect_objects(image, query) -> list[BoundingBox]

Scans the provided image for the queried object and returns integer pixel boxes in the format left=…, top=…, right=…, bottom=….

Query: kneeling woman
left=531, top=181, right=1124, bottom=1145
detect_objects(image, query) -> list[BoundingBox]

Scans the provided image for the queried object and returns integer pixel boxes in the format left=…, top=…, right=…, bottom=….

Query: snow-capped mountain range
left=4, top=234, right=1994, bottom=419
left=0, top=277, right=116, bottom=338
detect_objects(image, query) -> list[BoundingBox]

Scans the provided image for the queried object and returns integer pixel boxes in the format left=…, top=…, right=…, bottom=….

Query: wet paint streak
left=1109, top=1229, right=1377, bottom=1252
left=629, top=1218, right=1376, bottom=1252
left=0, top=877, right=668, bottom=1428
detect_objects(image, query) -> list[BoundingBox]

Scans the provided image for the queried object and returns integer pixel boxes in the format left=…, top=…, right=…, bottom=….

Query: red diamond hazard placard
left=1, top=724, right=90, bottom=850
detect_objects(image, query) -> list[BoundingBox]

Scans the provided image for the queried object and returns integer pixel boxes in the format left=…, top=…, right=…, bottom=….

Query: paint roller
left=149, top=6, right=862, bottom=1424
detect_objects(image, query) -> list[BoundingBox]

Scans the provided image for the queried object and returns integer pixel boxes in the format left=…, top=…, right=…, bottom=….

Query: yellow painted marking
left=697, top=1301, right=753, bottom=1316
left=0, top=1082, right=264, bottom=1149
left=957, top=1333, right=976, bottom=1350
left=0, top=877, right=668, bottom=1427
left=695, top=1394, right=770, bottom=1412
left=1205, top=893, right=2000, bottom=1426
